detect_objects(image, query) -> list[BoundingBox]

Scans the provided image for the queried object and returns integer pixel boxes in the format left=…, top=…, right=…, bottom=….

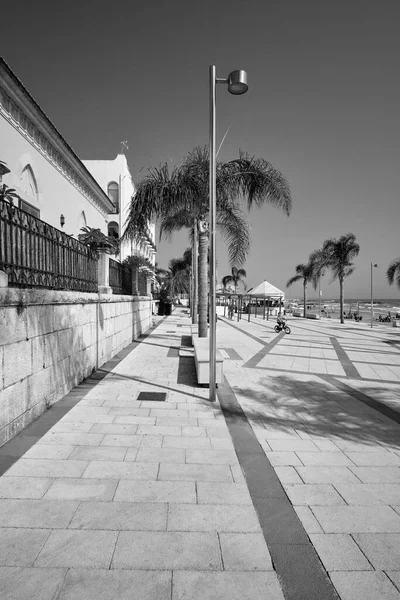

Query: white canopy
left=247, top=280, right=285, bottom=299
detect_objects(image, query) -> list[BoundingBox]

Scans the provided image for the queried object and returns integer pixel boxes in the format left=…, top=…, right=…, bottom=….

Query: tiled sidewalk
left=1, top=308, right=400, bottom=599
left=0, top=311, right=284, bottom=600
left=218, top=313, right=400, bottom=600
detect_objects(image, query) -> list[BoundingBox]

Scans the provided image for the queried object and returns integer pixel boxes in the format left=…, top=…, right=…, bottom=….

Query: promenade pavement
left=0, top=307, right=400, bottom=599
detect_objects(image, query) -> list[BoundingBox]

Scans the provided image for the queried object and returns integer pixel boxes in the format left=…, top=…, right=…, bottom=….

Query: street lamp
left=370, top=262, right=378, bottom=328
left=209, top=66, right=248, bottom=402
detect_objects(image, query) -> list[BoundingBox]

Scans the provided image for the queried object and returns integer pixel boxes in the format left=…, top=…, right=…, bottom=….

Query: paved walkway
left=0, top=308, right=400, bottom=599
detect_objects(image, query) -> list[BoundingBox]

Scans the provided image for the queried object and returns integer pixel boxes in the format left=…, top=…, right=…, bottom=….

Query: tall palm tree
left=123, top=146, right=292, bottom=337
left=318, top=233, right=360, bottom=324
left=222, top=267, right=247, bottom=294
left=387, top=258, right=400, bottom=291
left=286, top=262, right=316, bottom=318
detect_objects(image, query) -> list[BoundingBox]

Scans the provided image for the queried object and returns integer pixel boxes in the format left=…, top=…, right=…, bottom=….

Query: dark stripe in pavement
left=243, top=333, right=286, bottom=369
left=167, top=347, right=179, bottom=357
left=0, top=315, right=167, bottom=475
left=321, top=375, right=400, bottom=425
left=217, top=378, right=339, bottom=600
left=330, top=337, right=361, bottom=379
left=225, top=348, right=242, bottom=360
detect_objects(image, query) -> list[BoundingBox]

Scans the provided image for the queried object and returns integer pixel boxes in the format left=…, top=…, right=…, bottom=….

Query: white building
left=0, top=58, right=114, bottom=234
left=83, top=154, right=156, bottom=267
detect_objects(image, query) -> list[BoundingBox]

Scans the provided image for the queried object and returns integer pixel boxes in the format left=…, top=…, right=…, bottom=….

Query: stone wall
left=0, top=289, right=152, bottom=446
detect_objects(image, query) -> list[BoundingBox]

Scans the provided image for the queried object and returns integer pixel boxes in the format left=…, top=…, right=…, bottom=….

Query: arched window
left=108, top=221, right=119, bottom=239
left=19, top=165, right=40, bottom=217
left=107, top=181, right=119, bottom=212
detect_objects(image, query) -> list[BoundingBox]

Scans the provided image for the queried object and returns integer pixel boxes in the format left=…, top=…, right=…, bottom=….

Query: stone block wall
left=0, top=289, right=152, bottom=446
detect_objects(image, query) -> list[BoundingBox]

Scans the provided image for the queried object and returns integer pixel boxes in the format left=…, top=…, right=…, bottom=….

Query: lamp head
left=227, top=70, right=248, bottom=95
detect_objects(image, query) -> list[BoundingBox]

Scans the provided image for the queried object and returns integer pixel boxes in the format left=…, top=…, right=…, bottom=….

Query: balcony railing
left=109, top=258, right=132, bottom=295
left=0, top=198, right=98, bottom=292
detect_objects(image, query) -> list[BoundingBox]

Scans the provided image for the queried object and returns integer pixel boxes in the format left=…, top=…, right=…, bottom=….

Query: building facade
left=0, top=58, right=114, bottom=236
left=83, top=154, right=156, bottom=266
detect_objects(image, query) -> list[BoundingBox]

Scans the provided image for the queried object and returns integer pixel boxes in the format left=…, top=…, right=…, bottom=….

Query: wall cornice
left=0, top=61, right=115, bottom=217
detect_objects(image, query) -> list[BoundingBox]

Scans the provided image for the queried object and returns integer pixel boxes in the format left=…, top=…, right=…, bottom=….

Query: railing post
left=131, top=264, right=139, bottom=295
left=0, top=270, right=8, bottom=288
left=98, top=253, right=112, bottom=294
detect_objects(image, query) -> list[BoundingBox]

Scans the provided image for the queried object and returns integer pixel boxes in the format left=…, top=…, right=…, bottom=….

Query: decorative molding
left=0, top=68, right=114, bottom=218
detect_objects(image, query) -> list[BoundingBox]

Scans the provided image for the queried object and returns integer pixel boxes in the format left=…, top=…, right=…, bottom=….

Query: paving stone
left=162, top=436, right=211, bottom=449
left=219, top=533, right=273, bottom=570
left=309, top=533, right=372, bottom=570
left=38, top=432, right=105, bottom=445
left=210, top=437, right=234, bottom=450
left=158, top=463, right=233, bottom=482
left=69, top=500, right=167, bottom=530
left=350, top=467, right=400, bottom=483
left=186, top=449, right=239, bottom=465
left=137, top=425, right=182, bottom=436
left=182, top=427, right=207, bottom=437
left=68, top=446, right=127, bottom=461
left=0, top=477, right=52, bottom=499
left=345, top=452, right=400, bottom=466
left=353, top=533, right=400, bottom=569
left=50, top=421, right=94, bottom=433
left=0, top=566, right=67, bottom=600
left=35, top=529, right=118, bottom=568
left=89, top=423, right=139, bottom=434
left=0, top=499, right=78, bottom=528
left=172, top=571, right=285, bottom=600
left=284, top=484, right=345, bottom=506
left=114, top=480, right=196, bottom=503
left=151, top=409, right=190, bottom=418
left=296, top=467, right=361, bottom=484
left=100, top=434, right=143, bottom=447
left=295, top=452, right=354, bottom=467
left=334, top=483, right=400, bottom=505
left=386, top=572, right=400, bottom=591
left=3, top=459, right=88, bottom=479
left=168, top=504, right=261, bottom=532
left=205, top=427, right=231, bottom=438
left=113, top=416, right=156, bottom=425
left=329, top=571, right=400, bottom=600
left=132, top=447, right=185, bottom=463
left=0, top=528, right=51, bottom=566
left=264, top=452, right=303, bottom=466
left=196, top=482, right=252, bottom=505
left=82, top=460, right=158, bottom=480
left=230, top=464, right=246, bottom=483
left=273, top=464, right=304, bottom=484
left=312, top=506, right=400, bottom=533
left=22, top=445, right=75, bottom=460
left=108, top=408, right=151, bottom=416
left=43, top=478, right=117, bottom=501
left=293, top=506, right=324, bottom=533
left=268, top=439, right=319, bottom=452
left=57, top=568, right=172, bottom=600
left=112, top=531, right=222, bottom=570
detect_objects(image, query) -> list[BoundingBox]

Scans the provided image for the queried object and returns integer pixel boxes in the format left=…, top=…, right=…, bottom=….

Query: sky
left=2, top=0, right=400, bottom=300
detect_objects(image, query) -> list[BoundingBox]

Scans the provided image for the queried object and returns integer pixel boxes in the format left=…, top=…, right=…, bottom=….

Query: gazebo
left=246, top=279, right=285, bottom=320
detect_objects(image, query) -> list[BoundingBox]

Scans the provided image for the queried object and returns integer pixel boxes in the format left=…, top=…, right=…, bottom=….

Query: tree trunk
left=197, top=226, right=209, bottom=338
left=192, top=220, right=198, bottom=324
left=303, top=282, right=307, bottom=318
left=339, top=277, right=344, bottom=324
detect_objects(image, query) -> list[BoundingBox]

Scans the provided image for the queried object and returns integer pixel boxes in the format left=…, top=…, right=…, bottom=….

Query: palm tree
left=387, top=258, right=400, bottom=291
left=286, top=262, right=316, bottom=318
left=123, top=146, right=292, bottom=337
left=318, top=233, right=360, bottom=324
left=222, top=267, right=247, bottom=294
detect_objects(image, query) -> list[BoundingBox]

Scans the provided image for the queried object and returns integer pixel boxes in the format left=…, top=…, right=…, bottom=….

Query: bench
left=190, top=326, right=224, bottom=384
left=292, top=311, right=320, bottom=319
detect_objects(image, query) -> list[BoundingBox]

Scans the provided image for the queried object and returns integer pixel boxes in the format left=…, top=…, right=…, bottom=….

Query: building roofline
left=0, top=57, right=115, bottom=214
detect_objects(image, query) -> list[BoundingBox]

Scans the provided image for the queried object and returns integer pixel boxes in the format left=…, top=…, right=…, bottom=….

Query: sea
left=287, top=298, right=400, bottom=323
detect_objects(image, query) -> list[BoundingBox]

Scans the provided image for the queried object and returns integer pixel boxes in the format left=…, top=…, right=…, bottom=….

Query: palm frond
left=286, top=274, right=302, bottom=287
left=216, top=199, right=251, bottom=267
left=387, top=258, right=400, bottom=289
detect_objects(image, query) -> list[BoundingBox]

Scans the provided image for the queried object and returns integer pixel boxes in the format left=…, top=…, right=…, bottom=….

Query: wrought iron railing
left=0, top=198, right=98, bottom=292
left=109, top=258, right=132, bottom=295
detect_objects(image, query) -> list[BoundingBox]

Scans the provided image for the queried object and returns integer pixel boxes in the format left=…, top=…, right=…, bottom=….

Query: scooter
left=274, top=318, right=291, bottom=334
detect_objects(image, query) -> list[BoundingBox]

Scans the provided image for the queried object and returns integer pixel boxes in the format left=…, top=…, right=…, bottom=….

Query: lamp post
left=370, top=262, right=378, bottom=328
left=209, top=66, right=248, bottom=402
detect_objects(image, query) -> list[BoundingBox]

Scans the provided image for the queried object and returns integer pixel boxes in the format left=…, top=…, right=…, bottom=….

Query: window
left=108, top=221, right=119, bottom=239
left=107, top=182, right=119, bottom=212
left=19, top=198, right=40, bottom=218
